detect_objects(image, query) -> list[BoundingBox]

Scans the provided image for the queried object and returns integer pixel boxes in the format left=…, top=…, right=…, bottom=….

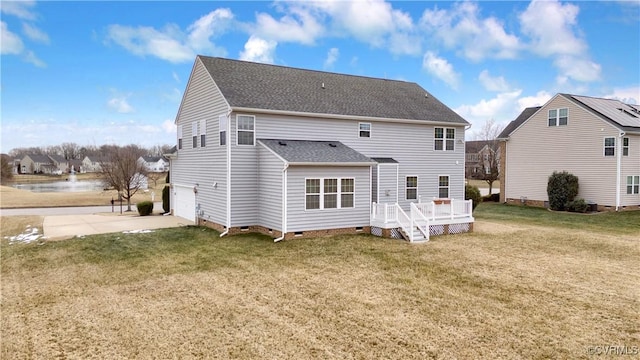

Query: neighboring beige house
left=498, top=94, right=640, bottom=211
left=48, top=155, right=69, bottom=174
left=82, top=156, right=108, bottom=172
left=138, top=156, right=169, bottom=172
left=19, top=154, right=55, bottom=174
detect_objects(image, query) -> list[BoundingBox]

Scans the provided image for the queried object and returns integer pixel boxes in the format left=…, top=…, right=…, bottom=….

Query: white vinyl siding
left=177, top=125, right=183, bottom=150
left=237, top=115, right=255, bottom=146
left=257, top=144, right=283, bottom=231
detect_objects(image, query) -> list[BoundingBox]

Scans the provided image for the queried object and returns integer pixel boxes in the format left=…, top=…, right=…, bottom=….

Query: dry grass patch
left=1, top=214, right=639, bottom=359
left=0, top=215, right=44, bottom=238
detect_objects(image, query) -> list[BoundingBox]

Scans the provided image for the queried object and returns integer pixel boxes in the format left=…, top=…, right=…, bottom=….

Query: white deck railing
left=372, top=199, right=473, bottom=225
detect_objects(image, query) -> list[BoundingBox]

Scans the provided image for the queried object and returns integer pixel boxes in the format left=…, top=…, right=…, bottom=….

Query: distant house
left=68, top=159, right=84, bottom=173
left=498, top=94, right=639, bottom=211
left=168, top=56, right=474, bottom=242
left=48, top=155, right=69, bottom=174
left=82, top=156, right=108, bottom=173
left=138, top=156, right=169, bottom=172
left=19, top=154, right=55, bottom=174
left=465, top=140, right=500, bottom=179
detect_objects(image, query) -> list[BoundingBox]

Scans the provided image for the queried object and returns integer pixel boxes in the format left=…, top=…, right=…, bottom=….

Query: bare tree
left=1, top=154, right=14, bottom=184
left=60, top=142, right=80, bottom=159
left=473, top=119, right=505, bottom=195
left=99, top=145, right=148, bottom=211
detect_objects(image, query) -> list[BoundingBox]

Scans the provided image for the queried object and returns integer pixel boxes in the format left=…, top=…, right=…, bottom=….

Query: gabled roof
left=197, top=56, right=469, bottom=125
left=23, top=154, right=52, bottom=163
left=497, top=106, right=541, bottom=139
left=48, top=154, right=67, bottom=163
left=141, top=156, right=168, bottom=163
left=258, top=139, right=374, bottom=166
left=567, top=94, right=640, bottom=133
left=465, top=140, right=493, bottom=153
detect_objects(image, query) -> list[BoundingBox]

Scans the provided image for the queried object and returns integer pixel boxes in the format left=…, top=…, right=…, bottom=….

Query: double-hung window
left=200, top=119, right=207, bottom=148
left=438, top=175, right=449, bottom=198
left=627, top=176, right=639, bottom=194
left=359, top=123, right=371, bottom=138
left=237, top=115, right=255, bottom=145
left=219, top=115, right=227, bottom=146
left=604, top=137, right=615, bottom=156
left=305, top=178, right=355, bottom=210
left=192, top=122, right=198, bottom=148
left=177, top=125, right=183, bottom=150
left=406, top=176, right=417, bottom=200
left=548, top=108, right=568, bottom=126
left=623, top=137, right=629, bottom=156
left=435, top=128, right=455, bottom=151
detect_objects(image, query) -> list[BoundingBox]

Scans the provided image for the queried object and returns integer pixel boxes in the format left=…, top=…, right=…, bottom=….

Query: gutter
left=615, top=131, right=625, bottom=211
left=274, top=163, right=289, bottom=242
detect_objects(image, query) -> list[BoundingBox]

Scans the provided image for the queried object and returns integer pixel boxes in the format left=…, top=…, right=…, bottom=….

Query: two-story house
left=138, top=156, right=169, bottom=172
left=169, top=56, right=474, bottom=242
left=465, top=140, right=500, bottom=180
left=498, top=94, right=640, bottom=211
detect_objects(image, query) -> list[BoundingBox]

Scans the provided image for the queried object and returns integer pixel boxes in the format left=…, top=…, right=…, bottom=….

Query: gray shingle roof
left=23, top=154, right=53, bottom=163
left=258, top=139, right=374, bottom=165
left=497, top=106, right=541, bottom=139
left=371, top=157, right=398, bottom=164
left=198, top=56, right=469, bottom=125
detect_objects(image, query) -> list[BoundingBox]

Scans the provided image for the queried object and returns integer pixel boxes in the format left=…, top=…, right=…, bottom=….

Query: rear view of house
left=499, top=94, right=640, bottom=211
left=169, top=56, right=474, bottom=241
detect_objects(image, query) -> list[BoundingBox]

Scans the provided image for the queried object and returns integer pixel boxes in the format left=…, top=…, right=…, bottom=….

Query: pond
left=12, top=180, right=107, bottom=193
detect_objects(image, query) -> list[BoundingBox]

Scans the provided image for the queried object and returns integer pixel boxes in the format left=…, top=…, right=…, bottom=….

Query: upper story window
left=435, top=128, right=455, bottom=151
left=406, top=176, right=417, bottom=200
left=359, top=123, right=371, bottom=138
left=200, top=119, right=207, bottom=148
left=438, top=175, right=449, bottom=198
left=192, top=122, right=198, bottom=148
left=237, top=115, right=255, bottom=146
left=219, top=115, right=227, bottom=146
left=177, top=125, right=183, bottom=150
left=548, top=108, right=568, bottom=126
left=604, top=137, right=615, bottom=156
left=623, top=137, right=629, bottom=156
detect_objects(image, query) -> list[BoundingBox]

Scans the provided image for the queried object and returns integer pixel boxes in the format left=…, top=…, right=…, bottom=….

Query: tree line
left=6, top=142, right=174, bottom=160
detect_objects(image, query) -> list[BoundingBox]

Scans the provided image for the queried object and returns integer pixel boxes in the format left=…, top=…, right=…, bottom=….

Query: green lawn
left=1, top=205, right=639, bottom=359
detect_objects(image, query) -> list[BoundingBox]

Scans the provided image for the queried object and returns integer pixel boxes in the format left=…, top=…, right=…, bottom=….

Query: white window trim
left=548, top=108, right=568, bottom=127
left=236, top=114, right=256, bottom=146
left=604, top=137, right=615, bottom=157
left=358, top=122, right=371, bottom=138
left=305, top=177, right=355, bottom=210
left=177, top=125, right=183, bottom=150
left=438, top=175, right=450, bottom=199
left=405, top=175, right=418, bottom=201
left=434, top=127, right=455, bottom=151
left=627, top=176, right=640, bottom=195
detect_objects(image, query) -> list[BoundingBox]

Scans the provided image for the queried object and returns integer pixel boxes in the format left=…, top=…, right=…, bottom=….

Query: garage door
left=174, top=185, right=196, bottom=222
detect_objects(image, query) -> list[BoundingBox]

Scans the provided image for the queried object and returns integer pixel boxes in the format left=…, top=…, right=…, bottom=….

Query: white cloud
left=519, top=0, right=600, bottom=84
left=420, top=2, right=520, bottom=61
left=603, top=86, right=640, bottom=105
left=22, top=23, right=49, bottom=44
left=172, top=71, right=180, bottom=83
left=24, top=50, right=46, bottom=68
left=239, top=35, right=277, bottom=64
left=107, top=96, right=134, bottom=113
left=106, top=9, right=231, bottom=63
left=253, top=6, right=323, bottom=45
left=162, top=119, right=176, bottom=134
left=324, top=47, right=339, bottom=69
left=0, top=0, right=37, bottom=21
left=517, top=91, right=553, bottom=109
left=478, top=70, right=510, bottom=92
left=422, top=51, right=459, bottom=89
left=1, top=21, right=24, bottom=54
left=455, top=90, right=523, bottom=125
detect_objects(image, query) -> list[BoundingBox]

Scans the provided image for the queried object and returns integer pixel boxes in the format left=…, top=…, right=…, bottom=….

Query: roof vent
left=278, top=141, right=287, bottom=146
left=328, top=143, right=337, bottom=148
left=321, top=82, right=325, bottom=89
left=425, top=93, right=428, bottom=98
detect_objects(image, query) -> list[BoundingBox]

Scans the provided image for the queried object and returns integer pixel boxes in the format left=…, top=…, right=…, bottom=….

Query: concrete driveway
left=43, top=213, right=194, bottom=240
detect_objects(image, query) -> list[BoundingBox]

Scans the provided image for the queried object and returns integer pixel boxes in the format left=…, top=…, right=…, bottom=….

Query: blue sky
left=1, top=0, right=639, bottom=153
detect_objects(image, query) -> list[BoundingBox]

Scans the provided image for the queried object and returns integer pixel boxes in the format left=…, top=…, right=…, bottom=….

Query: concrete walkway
left=43, top=213, right=194, bottom=240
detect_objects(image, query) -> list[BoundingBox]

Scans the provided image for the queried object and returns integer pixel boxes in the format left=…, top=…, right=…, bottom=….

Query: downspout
left=220, top=109, right=233, bottom=237
left=615, top=131, right=625, bottom=211
left=274, top=163, right=289, bottom=242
